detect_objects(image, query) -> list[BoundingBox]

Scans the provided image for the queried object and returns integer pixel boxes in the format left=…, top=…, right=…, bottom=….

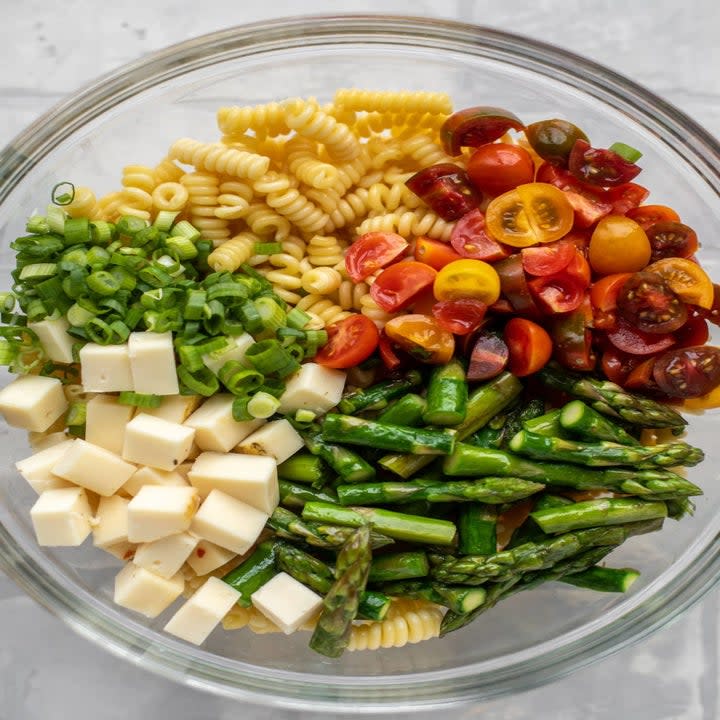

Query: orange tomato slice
left=645, top=257, right=714, bottom=309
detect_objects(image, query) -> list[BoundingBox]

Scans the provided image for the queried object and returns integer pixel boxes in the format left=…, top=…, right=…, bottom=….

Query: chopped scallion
left=117, top=391, right=162, bottom=408
left=609, top=142, right=643, bottom=164
left=247, top=391, right=281, bottom=419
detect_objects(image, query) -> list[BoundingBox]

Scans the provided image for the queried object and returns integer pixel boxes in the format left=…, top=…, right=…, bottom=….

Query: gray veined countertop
left=1, top=1, right=720, bottom=718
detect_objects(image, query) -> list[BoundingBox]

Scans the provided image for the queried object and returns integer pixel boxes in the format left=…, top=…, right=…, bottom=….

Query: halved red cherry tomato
left=432, top=298, right=487, bottom=335
left=568, top=139, right=641, bottom=187
left=601, top=348, right=643, bottom=385
left=467, top=143, right=535, bottom=197
left=450, top=209, right=512, bottom=262
left=504, top=318, right=553, bottom=376
left=405, top=164, right=481, bottom=221
left=467, top=332, right=509, bottom=380
left=624, top=357, right=659, bottom=393
left=626, top=205, right=681, bottom=229
left=606, top=183, right=649, bottom=215
left=370, top=261, right=437, bottom=313
left=549, top=294, right=595, bottom=371
left=521, top=239, right=575, bottom=276
left=528, top=273, right=586, bottom=313
left=590, top=272, right=633, bottom=330
left=645, top=257, right=714, bottom=309
left=378, top=331, right=403, bottom=371
left=384, top=314, right=455, bottom=364
left=494, top=254, right=542, bottom=318
left=441, top=106, right=524, bottom=156
left=607, top=318, right=676, bottom=356
left=675, top=315, right=710, bottom=348
left=564, top=249, right=591, bottom=286
left=315, top=314, right=379, bottom=369
left=617, top=271, right=688, bottom=334
left=646, top=222, right=698, bottom=262
left=345, top=232, right=408, bottom=283
left=653, top=346, right=720, bottom=398
left=414, top=236, right=463, bottom=270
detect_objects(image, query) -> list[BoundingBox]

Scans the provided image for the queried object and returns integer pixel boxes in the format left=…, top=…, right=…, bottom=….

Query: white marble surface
left=1, top=1, right=720, bottom=718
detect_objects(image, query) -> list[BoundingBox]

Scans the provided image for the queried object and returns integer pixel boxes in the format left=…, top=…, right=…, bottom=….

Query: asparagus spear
left=469, top=399, right=545, bottom=449
left=302, top=430, right=375, bottom=484
left=508, top=430, right=704, bottom=468
left=277, top=452, right=332, bottom=487
left=379, top=372, right=523, bottom=478
left=530, top=498, right=668, bottom=534
left=322, top=414, right=457, bottom=455
left=559, top=400, right=640, bottom=446
left=377, top=393, right=427, bottom=427
left=440, top=577, right=520, bottom=635
left=222, top=540, right=278, bottom=607
left=268, top=506, right=394, bottom=550
left=422, top=359, right=468, bottom=426
left=523, top=409, right=564, bottom=437
left=338, top=370, right=422, bottom=414
left=666, top=497, right=696, bottom=520
left=302, top=501, right=457, bottom=546
left=309, top=525, right=372, bottom=657
left=560, top=565, right=641, bottom=593
left=458, top=503, right=497, bottom=555
left=443, top=443, right=702, bottom=499
left=279, top=479, right=339, bottom=509
left=380, top=580, right=487, bottom=614
left=538, top=364, right=687, bottom=428
left=368, top=551, right=429, bottom=583
left=336, top=477, right=545, bottom=506
left=274, top=543, right=391, bottom=620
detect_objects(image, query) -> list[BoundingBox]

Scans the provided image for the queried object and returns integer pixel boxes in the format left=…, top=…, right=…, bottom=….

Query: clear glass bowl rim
left=1, top=14, right=720, bottom=712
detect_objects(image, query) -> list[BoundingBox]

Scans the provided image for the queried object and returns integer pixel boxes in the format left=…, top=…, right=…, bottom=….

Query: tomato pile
left=317, top=106, right=720, bottom=405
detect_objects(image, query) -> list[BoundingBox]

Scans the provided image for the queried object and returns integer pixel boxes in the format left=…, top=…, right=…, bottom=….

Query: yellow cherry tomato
left=384, top=314, right=455, bottom=364
left=485, top=182, right=574, bottom=247
left=433, top=259, right=501, bottom=305
left=588, top=215, right=651, bottom=274
left=645, top=257, right=714, bottom=309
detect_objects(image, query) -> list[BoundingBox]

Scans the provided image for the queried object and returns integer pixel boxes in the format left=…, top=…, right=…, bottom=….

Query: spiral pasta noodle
left=306, top=234, right=345, bottom=267
left=400, top=133, right=456, bottom=168
left=356, top=207, right=455, bottom=242
left=181, top=172, right=230, bottom=244
left=334, top=88, right=453, bottom=116
left=153, top=156, right=185, bottom=184
left=300, top=266, right=343, bottom=295
left=64, top=186, right=97, bottom=218
left=367, top=181, right=422, bottom=213
left=295, top=295, right=353, bottom=328
left=286, top=136, right=340, bottom=190
left=151, top=182, right=189, bottom=212
left=240, top=202, right=292, bottom=240
left=214, top=180, right=253, bottom=220
left=265, top=185, right=329, bottom=235
left=207, top=232, right=258, bottom=272
left=217, top=102, right=289, bottom=138
left=169, top=138, right=270, bottom=181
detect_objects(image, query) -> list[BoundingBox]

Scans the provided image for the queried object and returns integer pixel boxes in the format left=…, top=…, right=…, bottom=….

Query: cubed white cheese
left=188, top=452, right=278, bottom=514
left=15, top=439, right=76, bottom=494
left=113, top=563, right=184, bottom=617
left=122, top=466, right=189, bottom=497
left=134, top=532, right=199, bottom=579
left=127, top=485, right=200, bottom=543
left=184, top=394, right=264, bottom=453
left=127, top=331, right=179, bottom=395
left=103, top=541, right=138, bottom=562
left=27, top=317, right=75, bottom=364
left=85, top=395, right=134, bottom=455
left=236, top=419, right=303, bottom=465
left=0, top=374, right=68, bottom=432
left=164, top=576, right=241, bottom=645
left=52, top=439, right=136, bottom=496
left=185, top=539, right=237, bottom=576
left=251, top=572, right=322, bottom=634
left=202, top=333, right=254, bottom=376
left=79, top=343, right=134, bottom=393
left=277, top=363, right=346, bottom=416
left=122, top=413, right=195, bottom=471
left=141, top=394, right=201, bottom=424
left=92, top=494, right=130, bottom=548
left=190, top=489, right=267, bottom=554
left=30, top=486, right=93, bottom=546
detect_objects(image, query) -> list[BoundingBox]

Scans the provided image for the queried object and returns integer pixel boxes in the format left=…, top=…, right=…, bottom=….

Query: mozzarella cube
left=85, top=395, right=134, bottom=455
left=16, top=439, right=76, bottom=494
left=186, top=539, right=237, bottom=576
left=128, top=331, right=179, bottom=395
left=122, top=466, right=188, bottom=497
left=103, top=541, right=137, bottom=562
left=30, top=487, right=93, bottom=546
left=0, top=374, right=68, bottom=432
left=184, top=395, right=264, bottom=453
left=52, top=439, right=136, bottom=496
left=251, top=572, right=322, bottom=634
left=122, top=413, right=195, bottom=471
left=202, top=333, right=254, bottom=375
left=190, top=489, right=267, bottom=554
left=236, top=419, right=303, bottom=465
left=277, top=363, right=346, bottom=416
left=127, top=485, right=200, bottom=543
left=93, top=494, right=130, bottom=548
left=114, top=563, right=184, bottom=617
left=142, top=394, right=201, bottom=424
left=79, top=343, right=133, bottom=393
left=164, top=576, right=240, bottom=645
left=134, top=532, right=198, bottom=579
left=27, top=316, right=75, bottom=364
left=189, top=452, right=278, bottom=514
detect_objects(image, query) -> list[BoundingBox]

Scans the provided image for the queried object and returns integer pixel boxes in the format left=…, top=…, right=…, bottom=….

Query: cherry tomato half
left=568, top=139, right=641, bottom=187
left=504, top=318, right=553, bottom=376
left=378, top=331, right=403, bottom=371
left=467, top=332, right=509, bottom=380
left=384, top=314, right=455, bottom=365
left=486, top=182, right=574, bottom=247
left=601, top=347, right=643, bottom=385
left=617, top=272, right=688, bottom=334
left=441, top=106, right=524, bottom=156
left=494, top=254, right=542, bottom=318
left=549, top=294, right=596, bottom=371
left=414, top=236, right=463, bottom=270
left=644, top=257, right=714, bottom=309
left=588, top=215, right=651, bottom=275
left=450, top=209, right=512, bottom=262
left=370, top=261, right=437, bottom=313
left=467, top=143, right=535, bottom=197
left=653, top=346, right=720, bottom=398
left=521, top=239, right=575, bottom=276
left=525, top=119, right=589, bottom=166
left=624, top=358, right=659, bottom=393
left=432, top=298, right=487, bottom=335
left=606, top=183, right=649, bottom=215
left=675, top=315, right=710, bottom=348
left=646, top=221, right=699, bottom=262
left=607, top=318, right=676, bottom=356
left=528, top=273, right=586, bottom=313
left=590, top=272, right=633, bottom=330
left=433, top=259, right=501, bottom=305
left=315, top=314, right=379, bottom=369
left=626, top=205, right=681, bottom=230
left=405, top=163, right=481, bottom=221
left=345, top=231, right=408, bottom=283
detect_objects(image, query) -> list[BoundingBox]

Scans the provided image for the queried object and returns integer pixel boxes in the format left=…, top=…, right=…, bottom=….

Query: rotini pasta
left=334, top=88, right=453, bottom=116
left=217, top=102, right=289, bottom=138
left=215, top=179, right=253, bottom=220
left=356, top=207, right=455, bottom=242
left=181, top=172, right=230, bottom=244
left=169, top=138, right=270, bottom=181
left=306, top=234, right=345, bottom=267
left=64, top=186, right=97, bottom=218
left=300, top=266, right=343, bottom=295
left=295, top=295, right=353, bottom=328
left=265, top=185, right=329, bottom=235
left=400, top=133, right=456, bottom=169
left=286, top=136, right=340, bottom=190
left=207, top=232, right=258, bottom=272
left=240, top=202, right=292, bottom=240
left=151, top=182, right=189, bottom=212
left=366, top=180, right=422, bottom=213
left=153, top=156, right=185, bottom=184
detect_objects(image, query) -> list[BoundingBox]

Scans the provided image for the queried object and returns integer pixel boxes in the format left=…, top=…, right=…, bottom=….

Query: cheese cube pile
left=0, top=375, right=68, bottom=432
left=30, top=487, right=94, bottom=546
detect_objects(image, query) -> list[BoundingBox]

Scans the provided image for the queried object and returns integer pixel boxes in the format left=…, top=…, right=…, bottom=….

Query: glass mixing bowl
left=1, top=15, right=720, bottom=713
